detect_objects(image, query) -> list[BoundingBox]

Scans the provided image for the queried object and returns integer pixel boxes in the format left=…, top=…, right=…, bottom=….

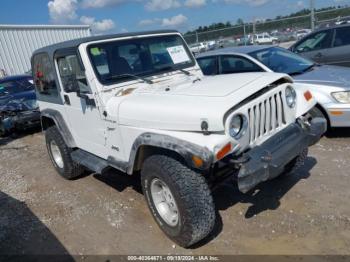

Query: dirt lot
left=0, top=129, right=350, bottom=256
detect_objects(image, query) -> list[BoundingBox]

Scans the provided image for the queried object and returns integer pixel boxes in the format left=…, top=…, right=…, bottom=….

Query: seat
left=109, top=49, right=132, bottom=76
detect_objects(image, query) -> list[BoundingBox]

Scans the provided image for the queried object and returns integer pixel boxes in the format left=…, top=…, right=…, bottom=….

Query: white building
left=0, top=24, right=91, bottom=76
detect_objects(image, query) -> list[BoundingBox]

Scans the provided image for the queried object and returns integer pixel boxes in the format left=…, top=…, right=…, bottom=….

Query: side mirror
left=63, top=75, right=80, bottom=93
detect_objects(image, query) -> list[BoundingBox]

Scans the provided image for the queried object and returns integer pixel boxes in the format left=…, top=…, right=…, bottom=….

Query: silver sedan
left=197, top=46, right=350, bottom=128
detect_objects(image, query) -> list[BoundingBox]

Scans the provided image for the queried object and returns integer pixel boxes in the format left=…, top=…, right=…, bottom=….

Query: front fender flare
left=127, top=133, right=214, bottom=174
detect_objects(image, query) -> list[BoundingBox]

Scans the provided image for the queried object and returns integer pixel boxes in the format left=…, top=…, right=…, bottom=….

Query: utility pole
left=195, top=31, right=198, bottom=43
left=243, top=23, right=246, bottom=46
left=252, top=18, right=256, bottom=45
left=310, top=0, right=315, bottom=31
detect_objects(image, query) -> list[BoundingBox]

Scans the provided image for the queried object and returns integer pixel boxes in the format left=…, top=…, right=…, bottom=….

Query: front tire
left=141, top=155, right=215, bottom=248
left=45, top=126, right=84, bottom=180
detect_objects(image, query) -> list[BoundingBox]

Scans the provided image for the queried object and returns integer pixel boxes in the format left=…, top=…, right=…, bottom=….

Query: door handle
left=64, top=95, right=71, bottom=105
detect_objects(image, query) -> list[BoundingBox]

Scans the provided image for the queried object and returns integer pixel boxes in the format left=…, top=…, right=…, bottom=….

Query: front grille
left=248, top=91, right=286, bottom=144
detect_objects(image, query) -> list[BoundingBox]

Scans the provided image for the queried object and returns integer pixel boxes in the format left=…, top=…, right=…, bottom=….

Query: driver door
left=56, top=49, right=108, bottom=158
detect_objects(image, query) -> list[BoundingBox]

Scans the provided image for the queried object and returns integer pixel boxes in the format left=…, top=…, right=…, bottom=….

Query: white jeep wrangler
left=32, top=30, right=326, bottom=247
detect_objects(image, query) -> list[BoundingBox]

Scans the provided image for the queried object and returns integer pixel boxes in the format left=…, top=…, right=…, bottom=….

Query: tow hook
left=297, top=116, right=311, bottom=130
left=261, top=151, right=273, bottom=163
left=229, top=154, right=250, bottom=166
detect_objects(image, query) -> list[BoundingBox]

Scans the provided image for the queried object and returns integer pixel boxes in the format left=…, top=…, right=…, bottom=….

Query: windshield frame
left=249, top=46, right=315, bottom=75
left=86, top=33, right=196, bottom=86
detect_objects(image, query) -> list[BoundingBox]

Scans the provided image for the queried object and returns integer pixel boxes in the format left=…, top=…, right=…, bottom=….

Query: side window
left=295, top=30, right=333, bottom=53
left=334, top=27, right=350, bottom=47
left=220, top=56, right=263, bottom=74
left=57, top=54, right=91, bottom=94
left=197, top=57, right=217, bottom=75
left=33, top=53, right=58, bottom=96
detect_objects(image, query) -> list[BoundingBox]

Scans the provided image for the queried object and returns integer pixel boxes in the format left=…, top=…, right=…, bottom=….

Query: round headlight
left=285, top=86, right=296, bottom=108
left=229, top=115, right=243, bottom=138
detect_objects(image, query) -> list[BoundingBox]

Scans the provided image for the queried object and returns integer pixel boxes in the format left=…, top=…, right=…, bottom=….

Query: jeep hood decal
left=112, top=73, right=290, bottom=132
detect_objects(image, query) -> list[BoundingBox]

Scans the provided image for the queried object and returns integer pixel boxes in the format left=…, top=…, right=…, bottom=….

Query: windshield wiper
left=157, top=66, right=192, bottom=76
left=104, top=74, right=153, bottom=84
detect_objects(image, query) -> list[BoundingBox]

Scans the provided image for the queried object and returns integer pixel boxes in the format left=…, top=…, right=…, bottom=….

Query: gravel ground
left=0, top=129, right=350, bottom=255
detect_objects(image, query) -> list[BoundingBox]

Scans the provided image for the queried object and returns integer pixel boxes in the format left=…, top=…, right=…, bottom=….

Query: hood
left=111, top=72, right=290, bottom=132
left=0, top=90, right=37, bottom=112
left=145, top=73, right=264, bottom=97
left=293, top=65, right=350, bottom=89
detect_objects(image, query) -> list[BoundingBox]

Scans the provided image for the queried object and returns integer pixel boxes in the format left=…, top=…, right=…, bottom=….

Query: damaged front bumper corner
left=0, top=110, right=41, bottom=135
left=235, top=117, right=327, bottom=193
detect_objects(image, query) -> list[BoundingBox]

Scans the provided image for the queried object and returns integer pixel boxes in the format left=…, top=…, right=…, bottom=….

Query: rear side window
left=220, top=55, right=263, bottom=74
left=334, top=27, right=350, bottom=47
left=197, top=57, right=217, bottom=75
left=33, top=53, right=58, bottom=96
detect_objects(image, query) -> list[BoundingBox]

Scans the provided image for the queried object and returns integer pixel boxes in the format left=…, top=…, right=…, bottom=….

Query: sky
left=0, top=0, right=349, bottom=34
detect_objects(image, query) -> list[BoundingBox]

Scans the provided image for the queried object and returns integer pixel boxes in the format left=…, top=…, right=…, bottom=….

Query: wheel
left=284, top=148, right=308, bottom=175
left=141, top=155, right=215, bottom=248
left=272, top=40, right=278, bottom=45
left=45, top=126, right=84, bottom=180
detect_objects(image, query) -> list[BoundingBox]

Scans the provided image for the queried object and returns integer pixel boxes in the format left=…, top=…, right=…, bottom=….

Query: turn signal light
left=330, top=111, right=344, bottom=116
left=192, top=155, right=204, bottom=168
left=304, top=91, right=313, bottom=101
left=216, top=143, right=232, bottom=161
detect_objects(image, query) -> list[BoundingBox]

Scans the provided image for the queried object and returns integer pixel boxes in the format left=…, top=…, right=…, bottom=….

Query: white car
left=197, top=45, right=350, bottom=128
left=252, top=33, right=279, bottom=45
left=189, top=42, right=206, bottom=54
left=296, top=29, right=312, bottom=39
left=32, top=30, right=325, bottom=248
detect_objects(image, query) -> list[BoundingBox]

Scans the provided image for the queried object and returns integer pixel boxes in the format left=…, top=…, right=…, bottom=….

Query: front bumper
left=0, top=110, right=41, bottom=134
left=235, top=117, right=327, bottom=193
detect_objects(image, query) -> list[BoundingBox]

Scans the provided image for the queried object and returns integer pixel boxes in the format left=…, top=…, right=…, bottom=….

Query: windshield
left=249, top=47, right=314, bottom=75
left=0, top=78, right=34, bottom=96
left=88, top=34, right=195, bottom=85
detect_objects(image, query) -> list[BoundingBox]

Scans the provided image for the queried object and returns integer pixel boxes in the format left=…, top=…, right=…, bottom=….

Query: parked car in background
left=252, top=33, right=279, bottom=45
left=197, top=45, right=350, bottom=128
left=217, top=39, right=236, bottom=48
left=206, top=40, right=216, bottom=50
left=0, top=75, right=40, bottom=136
left=290, top=24, right=350, bottom=67
left=271, top=31, right=296, bottom=43
left=296, top=29, right=312, bottom=40
left=189, top=42, right=206, bottom=54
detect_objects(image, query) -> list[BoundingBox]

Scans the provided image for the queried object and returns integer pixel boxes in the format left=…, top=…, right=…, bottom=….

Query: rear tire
left=45, top=126, right=84, bottom=180
left=141, top=155, right=215, bottom=248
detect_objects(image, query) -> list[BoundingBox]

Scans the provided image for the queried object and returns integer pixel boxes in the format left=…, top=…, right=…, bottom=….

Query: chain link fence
left=183, top=6, right=350, bottom=46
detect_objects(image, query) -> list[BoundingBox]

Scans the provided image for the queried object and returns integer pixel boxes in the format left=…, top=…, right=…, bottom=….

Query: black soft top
left=32, top=30, right=180, bottom=57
